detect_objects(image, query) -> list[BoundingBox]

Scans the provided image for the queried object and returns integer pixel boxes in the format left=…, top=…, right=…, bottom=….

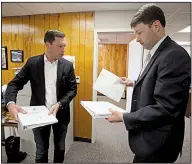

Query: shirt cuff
left=133, top=80, right=136, bottom=87
left=6, top=101, right=15, bottom=108
left=122, top=113, right=126, bottom=127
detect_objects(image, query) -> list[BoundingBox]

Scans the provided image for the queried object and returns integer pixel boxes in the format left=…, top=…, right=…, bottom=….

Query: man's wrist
left=132, top=80, right=135, bottom=87
left=57, top=102, right=62, bottom=108
left=120, top=113, right=124, bottom=121
left=122, top=113, right=125, bottom=123
left=7, top=101, right=15, bottom=108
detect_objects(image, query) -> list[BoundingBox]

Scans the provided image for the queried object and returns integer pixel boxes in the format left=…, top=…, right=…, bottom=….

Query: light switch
left=76, top=76, right=80, bottom=84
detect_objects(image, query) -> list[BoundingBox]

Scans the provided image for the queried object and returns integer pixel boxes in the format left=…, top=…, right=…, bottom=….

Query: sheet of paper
left=93, top=68, right=126, bottom=102
left=81, top=101, right=127, bottom=119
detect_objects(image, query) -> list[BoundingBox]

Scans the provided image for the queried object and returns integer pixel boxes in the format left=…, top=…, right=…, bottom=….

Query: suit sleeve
left=123, top=50, right=191, bottom=131
left=5, top=58, right=30, bottom=106
left=59, top=63, right=77, bottom=107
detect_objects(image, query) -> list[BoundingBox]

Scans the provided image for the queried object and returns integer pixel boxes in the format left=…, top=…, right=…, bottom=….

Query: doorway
left=92, top=29, right=139, bottom=143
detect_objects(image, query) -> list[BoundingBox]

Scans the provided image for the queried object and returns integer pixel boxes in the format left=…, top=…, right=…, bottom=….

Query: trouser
left=32, top=123, right=68, bottom=163
left=133, top=153, right=179, bottom=163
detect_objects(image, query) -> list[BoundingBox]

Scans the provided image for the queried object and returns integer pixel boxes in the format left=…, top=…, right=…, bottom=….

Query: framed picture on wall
left=2, top=46, right=8, bottom=70
left=10, top=50, right=24, bottom=63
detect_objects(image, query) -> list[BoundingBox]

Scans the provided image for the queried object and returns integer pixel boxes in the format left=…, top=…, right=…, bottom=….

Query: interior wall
left=98, top=44, right=127, bottom=77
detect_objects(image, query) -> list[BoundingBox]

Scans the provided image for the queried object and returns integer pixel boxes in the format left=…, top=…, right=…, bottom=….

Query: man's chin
left=143, top=46, right=150, bottom=50
left=58, top=54, right=63, bottom=59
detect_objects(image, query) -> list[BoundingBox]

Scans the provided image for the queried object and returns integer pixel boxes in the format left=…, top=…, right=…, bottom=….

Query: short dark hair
left=130, top=3, right=166, bottom=28
left=44, top=30, right=65, bottom=44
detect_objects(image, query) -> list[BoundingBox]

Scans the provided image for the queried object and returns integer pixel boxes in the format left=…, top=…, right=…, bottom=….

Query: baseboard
left=74, top=137, right=92, bottom=143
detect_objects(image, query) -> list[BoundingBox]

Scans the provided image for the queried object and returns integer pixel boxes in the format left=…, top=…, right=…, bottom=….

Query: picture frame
left=2, top=46, right=8, bottom=70
left=10, top=50, right=24, bottom=63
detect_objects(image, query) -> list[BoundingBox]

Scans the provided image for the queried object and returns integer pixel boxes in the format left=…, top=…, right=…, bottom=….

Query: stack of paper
left=81, top=101, right=127, bottom=119
left=93, top=68, right=126, bottom=102
left=18, top=106, right=58, bottom=130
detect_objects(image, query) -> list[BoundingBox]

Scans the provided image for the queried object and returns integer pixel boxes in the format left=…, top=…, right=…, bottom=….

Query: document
left=81, top=101, right=127, bottom=119
left=93, top=68, right=126, bottom=102
left=18, top=106, right=58, bottom=130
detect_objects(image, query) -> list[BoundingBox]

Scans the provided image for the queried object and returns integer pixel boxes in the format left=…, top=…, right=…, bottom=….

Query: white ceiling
left=2, top=2, right=191, bottom=44
left=98, top=32, right=134, bottom=44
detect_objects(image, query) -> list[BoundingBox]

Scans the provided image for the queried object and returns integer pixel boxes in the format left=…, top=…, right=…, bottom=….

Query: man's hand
left=48, top=103, right=60, bottom=117
left=120, top=77, right=134, bottom=87
left=7, top=104, right=27, bottom=121
left=106, top=109, right=123, bottom=123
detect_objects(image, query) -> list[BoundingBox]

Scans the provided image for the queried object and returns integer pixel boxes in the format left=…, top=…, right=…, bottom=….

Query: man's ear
left=45, top=42, right=51, bottom=48
left=153, top=20, right=161, bottom=32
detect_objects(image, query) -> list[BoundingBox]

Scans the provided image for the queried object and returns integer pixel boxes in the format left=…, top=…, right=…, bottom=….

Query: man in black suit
left=5, top=30, right=77, bottom=163
left=107, top=4, right=191, bottom=163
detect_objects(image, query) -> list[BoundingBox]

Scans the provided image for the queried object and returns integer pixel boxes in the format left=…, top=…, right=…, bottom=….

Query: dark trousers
left=133, top=153, right=179, bottom=163
left=32, top=123, right=68, bottom=163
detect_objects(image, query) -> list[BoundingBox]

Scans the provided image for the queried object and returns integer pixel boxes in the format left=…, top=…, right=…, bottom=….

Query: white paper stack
left=18, top=106, right=58, bottom=130
left=93, top=68, right=126, bottom=102
left=81, top=101, right=127, bottom=119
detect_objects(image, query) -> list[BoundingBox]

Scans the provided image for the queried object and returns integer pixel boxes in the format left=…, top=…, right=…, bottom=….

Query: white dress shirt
left=7, top=55, right=58, bottom=109
left=44, top=55, right=58, bottom=109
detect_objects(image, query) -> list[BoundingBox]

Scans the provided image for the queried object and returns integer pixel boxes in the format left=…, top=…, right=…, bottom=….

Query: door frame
left=92, top=28, right=134, bottom=143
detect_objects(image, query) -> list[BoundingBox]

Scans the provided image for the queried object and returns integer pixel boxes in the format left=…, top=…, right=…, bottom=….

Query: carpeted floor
left=1, top=117, right=191, bottom=163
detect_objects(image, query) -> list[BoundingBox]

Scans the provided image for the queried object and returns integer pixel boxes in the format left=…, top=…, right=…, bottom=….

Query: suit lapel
left=135, top=36, right=171, bottom=86
left=136, top=51, right=160, bottom=85
left=56, top=59, right=63, bottom=97
left=38, top=55, right=45, bottom=101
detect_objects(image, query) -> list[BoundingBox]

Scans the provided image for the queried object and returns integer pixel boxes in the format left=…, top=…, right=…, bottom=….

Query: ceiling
left=2, top=2, right=191, bottom=44
left=98, top=32, right=134, bottom=44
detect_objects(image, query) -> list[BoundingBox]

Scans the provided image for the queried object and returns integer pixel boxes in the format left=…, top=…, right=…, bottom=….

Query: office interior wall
left=98, top=44, right=127, bottom=77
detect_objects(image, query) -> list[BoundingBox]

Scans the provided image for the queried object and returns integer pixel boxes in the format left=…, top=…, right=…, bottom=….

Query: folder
left=80, top=101, right=127, bottom=119
left=18, top=106, right=58, bottom=130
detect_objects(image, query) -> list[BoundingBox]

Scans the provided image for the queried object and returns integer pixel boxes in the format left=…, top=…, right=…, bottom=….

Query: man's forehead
left=134, top=23, right=148, bottom=31
left=53, top=37, right=66, bottom=44
left=54, top=37, right=66, bottom=41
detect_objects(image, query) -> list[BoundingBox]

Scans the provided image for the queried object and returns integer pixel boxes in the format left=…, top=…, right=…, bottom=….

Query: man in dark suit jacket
left=5, top=30, right=77, bottom=163
left=107, top=4, right=191, bottom=163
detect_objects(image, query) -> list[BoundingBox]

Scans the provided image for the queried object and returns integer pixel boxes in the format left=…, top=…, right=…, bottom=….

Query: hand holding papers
left=81, top=101, right=127, bottom=119
left=93, top=69, right=126, bottom=102
left=18, top=106, right=58, bottom=130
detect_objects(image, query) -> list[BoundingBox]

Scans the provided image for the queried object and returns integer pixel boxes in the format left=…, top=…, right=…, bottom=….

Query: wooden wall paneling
left=22, top=16, right=31, bottom=63
left=29, top=15, right=35, bottom=57
left=11, top=17, right=19, bottom=71
left=44, top=14, right=50, bottom=52
left=49, top=13, right=59, bottom=30
left=111, top=44, right=116, bottom=74
left=2, top=17, right=11, bottom=84
left=71, top=13, right=80, bottom=137
left=126, top=44, right=129, bottom=78
left=34, top=15, right=45, bottom=55
left=98, top=44, right=127, bottom=78
left=84, top=12, right=94, bottom=139
left=59, top=13, right=72, bottom=55
left=98, top=45, right=103, bottom=75
left=78, top=12, right=86, bottom=138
